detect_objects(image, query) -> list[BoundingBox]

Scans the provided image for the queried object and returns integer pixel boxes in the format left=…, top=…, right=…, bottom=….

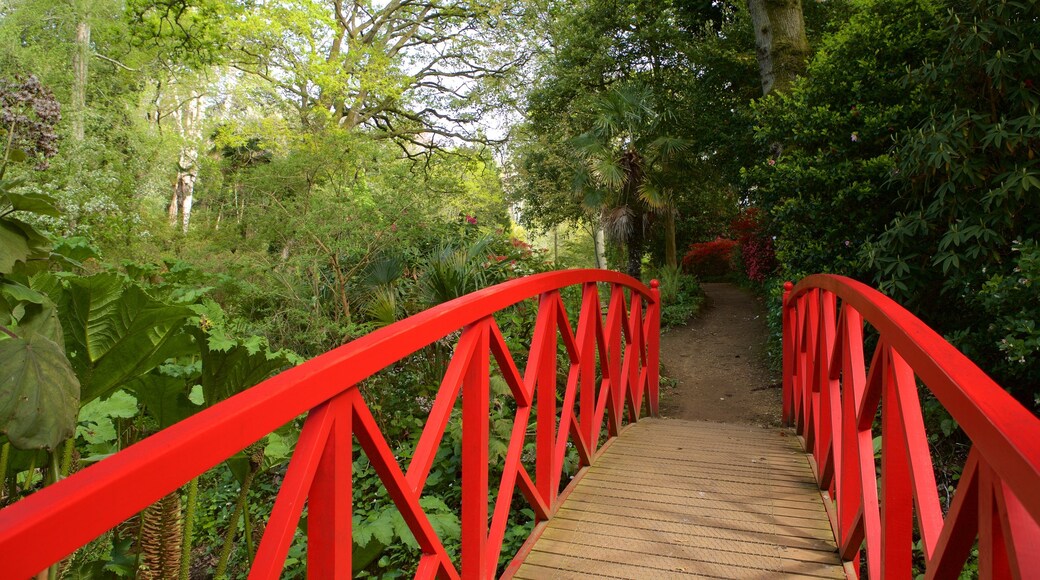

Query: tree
left=228, top=0, right=534, bottom=152
left=571, top=84, right=688, bottom=277
left=510, top=0, right=756, bottom=273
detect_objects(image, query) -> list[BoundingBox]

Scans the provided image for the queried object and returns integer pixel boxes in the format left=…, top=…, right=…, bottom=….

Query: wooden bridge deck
left=514, top=419, right=846, bottom=579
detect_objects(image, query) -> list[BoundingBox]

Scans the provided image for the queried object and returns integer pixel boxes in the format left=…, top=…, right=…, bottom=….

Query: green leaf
left=50, top=237, right=99, bottom=268
left=368, top=509, right=396, bottom=545
left=16, top=301, right=64, bottom=343
left=127, top=376, right=194, bottom=430
left=264, top=431, right=295, bottom=464
left=76, top=416, right=116, bottom=445
left=351, top=529, right=385, bottom=573
left=78, top=390, right=139, bottom=422
left=62, top=274, right=196, bottom=404
left=0, top=220, right=31, bottom=274
left=6, top=148, right=27, bottom=163
left=206, top=329, right=236, bottom=352
left=0, top=191, right=61, bottom=217
left=1, top=281, right=46, bottom=305
left=0, top=334, right=80, bottom=450
left=195, top=328, right=292, bottom=406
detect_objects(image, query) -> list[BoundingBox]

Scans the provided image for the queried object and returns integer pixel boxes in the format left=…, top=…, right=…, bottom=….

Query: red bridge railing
left=0, top=270, right=660, bottom=578
left=783, top=275, right=1040, bottom=578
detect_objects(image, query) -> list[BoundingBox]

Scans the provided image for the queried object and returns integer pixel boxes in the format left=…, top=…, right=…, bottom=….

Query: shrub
left=731, top=208, right=778, bottom=283
left=682, top=237, right=737, bottom=278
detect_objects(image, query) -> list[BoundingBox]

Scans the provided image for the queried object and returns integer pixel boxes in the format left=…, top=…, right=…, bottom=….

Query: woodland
left=0, top=0, right=1037, bottom=577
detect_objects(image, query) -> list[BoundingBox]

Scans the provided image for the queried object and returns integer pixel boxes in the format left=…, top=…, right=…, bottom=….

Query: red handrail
left=0, top=270, right=659, bottom=578
left=783, top=274, right=1040, bottom=578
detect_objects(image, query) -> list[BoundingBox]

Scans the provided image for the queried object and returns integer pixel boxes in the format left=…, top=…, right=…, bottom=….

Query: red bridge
left=1, top=271, right=1038, bottom=578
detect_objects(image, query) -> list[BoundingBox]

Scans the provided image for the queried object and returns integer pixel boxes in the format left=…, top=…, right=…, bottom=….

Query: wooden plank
left=565, top=486, right=833, bottom=526
left=600, top=449, right=815, bottom=481
left=574, top=477, right=827, bottom=513
left=516, top=553, right=712, bottom=579
left=607, top=440, right=805, bottom=464
left=542, top=518, right=841, bottom=563
left=606, top=440, right=811, bottom=468
left=511, top=419, right=847, bottom=578
left=539, top=526, right=842, bottom=569
left=558, top=498, right=836, bottom=539
left=579, top=469, right=824, bottom=501
left=531, top=538, right=844, bottom=579
left=587, top=461, right=821, bottom=490
left=552, top=507, right=838, bottom=552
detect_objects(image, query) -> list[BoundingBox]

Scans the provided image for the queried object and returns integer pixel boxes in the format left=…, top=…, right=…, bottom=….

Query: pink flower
left=465, top=215, right=477, bottom=225
left=768, top=159, right=776, bottom=166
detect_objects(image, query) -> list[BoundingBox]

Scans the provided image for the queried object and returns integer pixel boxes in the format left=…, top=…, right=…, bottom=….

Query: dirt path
left=658, top=282, right=782, bottom=427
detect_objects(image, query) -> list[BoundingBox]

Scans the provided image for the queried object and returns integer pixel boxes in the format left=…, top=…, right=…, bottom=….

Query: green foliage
left=973, top=240, right=1040, bottom=394
left=55, top=274, right=196, bottom=404
left=747, top=0, right=946, bottom=281
left=646, top=266, right=704, bottom=329
left=862, top=0, right=1040, bottom=398
left=509, top=0, right=759, bottom=272
left=0, top=333, right=80, bottom=450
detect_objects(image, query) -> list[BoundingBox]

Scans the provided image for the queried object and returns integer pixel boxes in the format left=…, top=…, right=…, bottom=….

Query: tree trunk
left=170, top=147, right=198, bottom=233
left=663, top=206, right=677, bottom=270
left=748, top=0, right=810, bottom=95
left=168, top=92, right=203, bottom=233
left=594, top=222, right=607, bottom=269
left=71, top=19, right=90, bottom=141
left=626, top=211, right=644, bottom=280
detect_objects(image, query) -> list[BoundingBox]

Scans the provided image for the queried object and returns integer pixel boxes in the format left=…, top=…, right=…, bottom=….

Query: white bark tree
left=159, top=83, right=205, bottom=233
left=71, top=17, right=90, bottom=141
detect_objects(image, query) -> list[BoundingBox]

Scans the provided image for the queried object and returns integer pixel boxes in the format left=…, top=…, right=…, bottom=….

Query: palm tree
left=570, top=83, right=688, bottom=278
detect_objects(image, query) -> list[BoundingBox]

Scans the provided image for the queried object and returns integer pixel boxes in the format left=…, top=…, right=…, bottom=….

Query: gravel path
left=658, top=282, right=783, bottom=427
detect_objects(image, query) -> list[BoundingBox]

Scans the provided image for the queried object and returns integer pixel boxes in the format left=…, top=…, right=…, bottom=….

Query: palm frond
left=638, top=180, right=670, bottom=209
left=602, top=205, right=635, bottom=242
left=365, top=254, right=404, bottom=287
left=365, top=286, right=399, bottom=328
left=569, top=131, right=601, bottom=155
left=581, top=187, right=607, bottom=210
left=649, top=136, right=691, bottom=160
left=571, top=165, right=593, bottom=194
left=592, top=156, right=626, bottom=188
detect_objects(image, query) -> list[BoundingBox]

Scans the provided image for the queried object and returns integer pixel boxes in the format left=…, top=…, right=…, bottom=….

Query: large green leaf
left=127, top=375, right=196, bottom=430
left=62, top=274, right=196, bottom=403
left=0, top=334, right=80, bottom=450
left=1, top=190, right=61, bottom=217
left=76, top=391, right=139, bottom=445
left=16, top=301, right=64, bottom=343
left=0, top=220, right=31, bottom=274
left=194, top=327, right=291, bottom=407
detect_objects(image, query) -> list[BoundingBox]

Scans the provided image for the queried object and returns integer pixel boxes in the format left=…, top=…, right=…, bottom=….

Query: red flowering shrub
left=682, top=237, right=737, bottom=277
left=731, top=208, right=777, bottom=283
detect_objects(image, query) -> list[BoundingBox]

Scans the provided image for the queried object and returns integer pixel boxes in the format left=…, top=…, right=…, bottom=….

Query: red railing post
left=307, top=391, right=354, bottom=578
left=579, top=282, right=598, bottom=454
left=533, top=291, right=559, bottom=507
left=782, top=281, right=794, bottom=425
left=647, top=280, right=661, bottom=416
left=461, top=320, right=491, bottom=579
